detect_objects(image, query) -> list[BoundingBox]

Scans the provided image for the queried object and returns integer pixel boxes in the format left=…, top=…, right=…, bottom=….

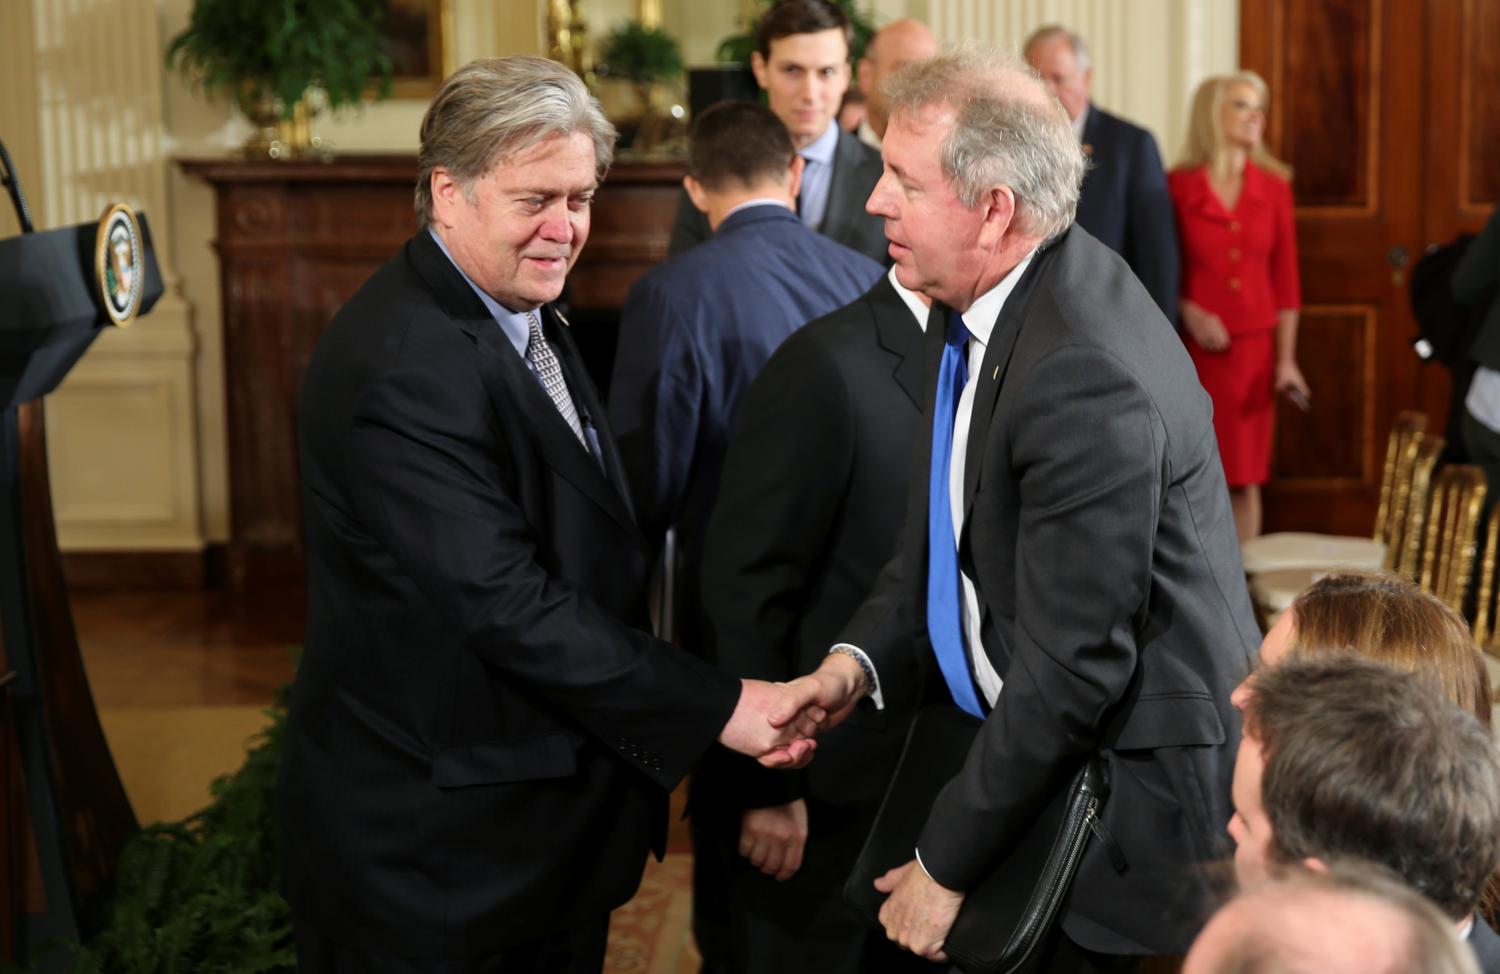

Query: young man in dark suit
left=608, top=98, right=881, bottom=974
left=794, top=47, right=1260, bottom=970
left=1025, top=24, right=1179, bottom=322
left=696, top=266, right=936, bottom=973
left=667, top=0, right=887, bottom=264
left=280, top=57, right=826, bottom=974
left=1232, top=658, right=1500, bottom=974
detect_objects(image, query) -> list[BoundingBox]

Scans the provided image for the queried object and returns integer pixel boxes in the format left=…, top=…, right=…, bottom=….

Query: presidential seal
left=95, top=203, right=144, bottom=326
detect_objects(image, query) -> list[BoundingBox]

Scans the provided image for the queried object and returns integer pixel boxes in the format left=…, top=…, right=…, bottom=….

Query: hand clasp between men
left=714, top=652, right=964, bottom=959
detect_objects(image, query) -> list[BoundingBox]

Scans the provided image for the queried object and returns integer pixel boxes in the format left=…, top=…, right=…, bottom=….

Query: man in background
left=1231, top=657, right=1500, bottom=972
left=698, top=260, right=935, bottom=972
left=608, top=98, right=882, bottom=973
left=1024, top=24, right=1179, bottom=321
left=855, top=17, right=940, bottom=149
left=667, top=0, right=887, bottom=264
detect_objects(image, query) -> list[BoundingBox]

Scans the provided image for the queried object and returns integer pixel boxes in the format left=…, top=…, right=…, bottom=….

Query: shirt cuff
left=828, top=643, right=884, bottom=710
left=915, top=846, right=935, bottom=882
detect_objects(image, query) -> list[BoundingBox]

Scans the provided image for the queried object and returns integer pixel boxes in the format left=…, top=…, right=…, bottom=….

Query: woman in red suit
left=1169, top=71, right=1309, bottom=541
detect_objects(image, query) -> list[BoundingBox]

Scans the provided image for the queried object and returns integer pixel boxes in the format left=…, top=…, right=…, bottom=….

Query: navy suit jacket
left=1471, top=918, right=1500, bottom=974
left=1076, top=104, right=1180, bottom=322
left=608, top=204, right=883, bottom=573
left=666, top=129, right=889, bottom=264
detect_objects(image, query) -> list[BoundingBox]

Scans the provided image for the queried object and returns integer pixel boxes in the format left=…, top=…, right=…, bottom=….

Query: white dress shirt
left=834, top=249, right=1038, bottom=710
left=887, top=266, right=930, bottom=331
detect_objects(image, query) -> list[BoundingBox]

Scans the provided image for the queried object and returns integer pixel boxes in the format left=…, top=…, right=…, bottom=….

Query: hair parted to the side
left=1243, top=656, right=1500, bottom=922
left=1178, top=70, right=1290, bottom=182
left=1020, top=23, right=1091, bottom=73
left=414, top=57, right=617, bottom=228
left=1285, top=570, right=1490, bottom=728
left=881, top=43, right=1085, bottom=242
left=687, top=101, right=796, bottom=192
left=755, top=0, right=851, bottom=61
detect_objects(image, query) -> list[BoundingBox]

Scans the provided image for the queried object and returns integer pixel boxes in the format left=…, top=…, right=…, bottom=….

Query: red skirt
left=1187, top=328, right=1275, bottom=487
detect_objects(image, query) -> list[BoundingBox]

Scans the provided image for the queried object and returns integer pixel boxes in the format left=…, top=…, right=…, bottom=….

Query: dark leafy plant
left=41, top=686, right=296, bottom=974
left=715, top=0, right=874, bottom=66
left=598, top=22, right=684, bottom=84
left=166, top=0, right=394, bottom=119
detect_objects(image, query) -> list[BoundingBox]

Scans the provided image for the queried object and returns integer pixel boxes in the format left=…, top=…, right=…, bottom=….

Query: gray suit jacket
left=841, top=226, right=1260, bottom=955
left=667, top=128, right=888, bottom=264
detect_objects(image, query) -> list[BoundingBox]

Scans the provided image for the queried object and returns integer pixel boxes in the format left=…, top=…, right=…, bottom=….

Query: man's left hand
left=875, top=859, right=965, bottom=962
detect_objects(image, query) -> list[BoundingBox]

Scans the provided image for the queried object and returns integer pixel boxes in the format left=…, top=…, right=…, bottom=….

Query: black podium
left=0, top=207, right=162, bottom=963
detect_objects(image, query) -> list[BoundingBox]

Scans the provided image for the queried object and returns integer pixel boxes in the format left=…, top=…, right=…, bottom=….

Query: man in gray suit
left=667, top=0, right=887, bottom=264
left=794, top=47, right=1259, bottom=970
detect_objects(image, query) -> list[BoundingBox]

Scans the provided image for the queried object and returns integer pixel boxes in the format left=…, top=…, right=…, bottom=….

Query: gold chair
left=1469, top=506, right=1500, bottom=649
left=1249, top=433, right=1445, bottom=623
left=1239, top=410, right=1428, bottom=575
left=1414, top=464, right=1487, bottom=613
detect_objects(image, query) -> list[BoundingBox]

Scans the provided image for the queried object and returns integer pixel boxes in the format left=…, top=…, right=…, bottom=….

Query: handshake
left=716, top=652, right=871, bottom=769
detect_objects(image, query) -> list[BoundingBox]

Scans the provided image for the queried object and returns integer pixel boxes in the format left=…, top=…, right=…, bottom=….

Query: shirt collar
left=888, top=266, right=930, bottom=331
left=1073, top=103, right=1090, bottom=141
left=958, top=247, right=1039, bottom=347
left=799, top=119, right=839, bottom=165
left=857, top=117, right=882, bottom=149
left=724, top=198, right=794, bottom=221
left=428, top=226, right=531, bottom=358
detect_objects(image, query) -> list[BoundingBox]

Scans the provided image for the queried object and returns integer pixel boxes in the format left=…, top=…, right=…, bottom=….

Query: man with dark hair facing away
left=607, top=98, right=882, bottom=972
left=667, top=0, right=887, bottom=264
left=1231, top=656, right=1500, bottom=973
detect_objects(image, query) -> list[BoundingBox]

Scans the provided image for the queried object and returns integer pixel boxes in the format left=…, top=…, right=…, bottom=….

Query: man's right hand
left=719, top=679, right=825, bottom=768
left=739, top=799, right=809, bottom=881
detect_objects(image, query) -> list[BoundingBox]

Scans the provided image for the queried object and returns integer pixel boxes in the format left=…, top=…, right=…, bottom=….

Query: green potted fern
left=167, top=0, right=395, bottom=158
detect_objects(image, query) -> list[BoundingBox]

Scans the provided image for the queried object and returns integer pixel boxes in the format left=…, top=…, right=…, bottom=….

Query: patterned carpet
left=606, top=854, right=699, bottom=973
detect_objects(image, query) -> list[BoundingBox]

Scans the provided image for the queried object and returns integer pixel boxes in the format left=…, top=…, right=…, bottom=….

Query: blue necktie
left=927, top=311, right=986, bottom=719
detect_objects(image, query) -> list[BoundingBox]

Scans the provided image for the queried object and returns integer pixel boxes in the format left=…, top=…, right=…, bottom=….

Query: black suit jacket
left=841, top=227, right=1260, bottom=955
left=279, top=231, right=741, bottom=959
left=667, top=128, right=889, bottom=264
left=1076, top=105, right=1180, bottom=323
left=1472, top=918, right=1500, bottom=974
left=699, top=275, right=932, bottom=811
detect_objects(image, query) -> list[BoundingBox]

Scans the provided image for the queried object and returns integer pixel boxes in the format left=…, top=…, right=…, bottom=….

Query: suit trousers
left=292, top=916, right=610, bottom=974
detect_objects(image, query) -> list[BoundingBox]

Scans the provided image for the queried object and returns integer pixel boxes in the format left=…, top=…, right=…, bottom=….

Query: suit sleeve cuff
left=829, top=643, right=884, bottom=710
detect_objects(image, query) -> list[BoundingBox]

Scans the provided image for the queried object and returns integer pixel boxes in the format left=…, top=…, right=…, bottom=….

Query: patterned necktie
left=926, top=310, right=986, bottom=719
left=524, top=311, right=587, bottom=447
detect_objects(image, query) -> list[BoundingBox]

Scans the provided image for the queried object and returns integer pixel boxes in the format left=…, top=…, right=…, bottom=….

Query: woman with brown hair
left=1232, top=571, right=1491, bottom=725
left=1170, top=71, right=1309, bottom=542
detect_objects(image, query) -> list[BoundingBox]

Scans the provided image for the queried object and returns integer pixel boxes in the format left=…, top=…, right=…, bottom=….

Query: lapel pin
left=553, top=307, right=572, bottom=329
left=1082, top=143, right=1094, bottom=156
left=992, top=365, right=999, bottom=380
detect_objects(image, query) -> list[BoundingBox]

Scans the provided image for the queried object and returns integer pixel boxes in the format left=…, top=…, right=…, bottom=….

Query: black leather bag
left=844, top=705, right=1110, bottom=974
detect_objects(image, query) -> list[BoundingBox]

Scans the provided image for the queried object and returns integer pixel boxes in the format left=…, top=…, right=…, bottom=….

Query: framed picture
left=382, top=0, right=454, bottom=97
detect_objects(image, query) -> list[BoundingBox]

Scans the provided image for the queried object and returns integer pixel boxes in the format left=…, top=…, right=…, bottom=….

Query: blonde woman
left=1170, top=71, right=1309, bottom=541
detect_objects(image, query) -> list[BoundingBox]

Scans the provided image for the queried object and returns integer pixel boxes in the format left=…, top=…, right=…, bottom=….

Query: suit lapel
left=821, top=130, right=863, bottom=244
left=960, top=239, right=1060, bottom=523
left=868, top=276, right=929, bottom=410
left=406, top=232, right=637, bottom=533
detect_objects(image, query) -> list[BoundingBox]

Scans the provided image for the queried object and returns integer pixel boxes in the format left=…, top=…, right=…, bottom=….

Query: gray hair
left=1022, top=24, right=1091, bottom=73
left=415, top=57, right=618, bottom=227
left=883, top=44, right=1085, bottom=242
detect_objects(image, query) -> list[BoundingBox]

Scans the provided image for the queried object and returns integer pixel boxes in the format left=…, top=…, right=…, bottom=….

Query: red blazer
left=1168, top=161, right=1301, bottom=335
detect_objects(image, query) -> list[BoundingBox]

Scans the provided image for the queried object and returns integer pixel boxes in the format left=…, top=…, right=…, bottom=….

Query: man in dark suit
left=697, top=267, right=935, bottom=973
left=608, top=99, right=882, bottom=587
left=279, top=57, right=825, bottom=974
left=794, top=48, right=1261, bottom=970
left=1025, top=24, right=1179, bottom=322
left=1232, top=658, right=1500, bottom=974
left=667, top=0, right=887, bottom=264
left=608, top=97, right=881, bottom=974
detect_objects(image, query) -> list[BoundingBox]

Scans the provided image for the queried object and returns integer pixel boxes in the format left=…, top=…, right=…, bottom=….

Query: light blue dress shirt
left=797, top=120, right=840, bottom=232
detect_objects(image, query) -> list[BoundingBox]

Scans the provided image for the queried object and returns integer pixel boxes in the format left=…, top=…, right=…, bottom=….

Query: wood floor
left=74, top=587, right=302, bottom=709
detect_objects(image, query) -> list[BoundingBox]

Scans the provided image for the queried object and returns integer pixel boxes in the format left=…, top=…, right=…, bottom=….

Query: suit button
left=1228, top=248, right=1241, bottom=261
left=1229, top=220, right=1241, bottom=232
left=1229, top=277, right=1242, bottom=291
